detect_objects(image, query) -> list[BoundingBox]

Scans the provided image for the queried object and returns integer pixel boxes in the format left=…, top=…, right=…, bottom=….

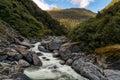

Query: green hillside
left=48, top=8, right=96, bottom=31
left=70, top=1, right=120, bottom=52
left=0, top=0, right=66, bottom=39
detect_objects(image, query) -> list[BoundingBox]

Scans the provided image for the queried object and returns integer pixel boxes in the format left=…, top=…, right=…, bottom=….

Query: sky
left=33, top=0, right=112, bottom=12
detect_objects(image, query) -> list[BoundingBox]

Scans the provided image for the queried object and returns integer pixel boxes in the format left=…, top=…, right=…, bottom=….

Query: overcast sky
left=33, top=0, right=111, bottom=12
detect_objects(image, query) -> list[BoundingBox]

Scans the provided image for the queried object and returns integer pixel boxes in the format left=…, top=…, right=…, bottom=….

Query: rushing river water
left=24, top=42, right=88, bottom=80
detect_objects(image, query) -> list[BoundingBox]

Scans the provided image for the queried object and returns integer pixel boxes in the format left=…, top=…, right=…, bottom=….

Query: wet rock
left=0, top=54, right=8, bottom=61
left=11, top=73, right=31, bottom=80
left=41, top=36, right=68, bottom=52
left=32, top=54, right=42, bottom=66
left=1, top=67, right=10, bottom=75
left=0, top=74, right=10, bottom=80
left=66, top=59, right=73, bottom=65
left=42, top=57, right=47, bottom=59
left=14, top=54, right=23, bottom=61
left=24, top=52, right=33, bottom=64
left=59, top=43, right=73, bottom=60
left=18, top=59, right=30, bottom=68
left=0, top=62, right=10, bottom=67
left=59, top=60, right=65, bottom=65
left=53, top=52, right=60, bottom=57
left=48, top=42, right=62, bottom=51
left=72, top=59, right=106, bottom=80
left=38, top=45, right=47, bottom=52
left=5, top=48, right=18, bottom=57
left=36, top=52, right=43, bottom=56
left=104, top=69, right=120, bottom=80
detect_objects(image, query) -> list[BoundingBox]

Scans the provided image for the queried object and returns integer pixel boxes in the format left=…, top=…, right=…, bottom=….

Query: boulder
left=0, top=54, right=8, bottom=61
left=59, top=42, right=81, bottom=60
left=48, top=42, right=62, bottom=51
left=36, top=52, right=43, bottom=56
left=104, top=69, right=120, bottom=80
left=0, top=75, right=10, bottom=80
left=14, top=54, right=23, bottom=61
left=66, top=59, right=73, bottom=65
left=38, top=45, right=47, bottom=52
left=18, top=59, right=30, bottom=68
left=53, top=52, right=60, bottom=57
left=59, top=60, right=65, bottom=65
left=41, top=36, right=68, bottom=52
left=1, top=67, right=10, bottom=75
left=72, top=59, right=106, bottom=80
left=32, top=54, right=42, bottom=66
left=24, top=52, right=33, bottom=64
left=11, top=73, right=31, bottom=80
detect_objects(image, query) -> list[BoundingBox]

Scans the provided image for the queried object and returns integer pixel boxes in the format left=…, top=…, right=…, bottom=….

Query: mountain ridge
left=48, top=8, right=96, bottom=31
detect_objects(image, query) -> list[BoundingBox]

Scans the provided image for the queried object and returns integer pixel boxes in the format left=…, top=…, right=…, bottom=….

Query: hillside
left=70, top=1, right=120, bottom=52
left=48, top=8, right=96, bottom=31
left=103, top=0, right=119, bottom=10
left=0, top=0, right=66, bottom=39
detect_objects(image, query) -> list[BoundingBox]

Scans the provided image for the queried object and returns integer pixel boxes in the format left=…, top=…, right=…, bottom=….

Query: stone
left=14, top=54, right=23, bottom=61
left=0, top=75, right=10, bottom=80
left=48, top=42, right=62, bottom=51
left=5, top=48, right=18, bottom=57
left=24, top=52, right=33, bottom=64
left=72, top=59, right=106, bottom=80
left=36, top=52, right=43, bottom=56
left=1, top=67, right=10, bottom=75
left=11, top=73, right=31, bottom=80
left=104, top=69, right=120, bottom=80
left=59, top=43, right=73, bottom=60
left=18, top=59, right=30, bottom=68
left=59, top=60, right=65, bottom=65
left=0, top=62, right=10, bottom=67
left=38, top=45, right=46, bottom=52
left=66, top=59, right=73, bottom=65
left=53, top=52, right=60, bottom=57
left=32, top=54, right=42, bottom=66
left=0, top=54, right=8, bottom=61
left=41, top=36, right=68, bottom=52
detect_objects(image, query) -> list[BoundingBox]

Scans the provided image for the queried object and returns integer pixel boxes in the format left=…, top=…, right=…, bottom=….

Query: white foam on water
left=24, top=42, right=88, bottom=80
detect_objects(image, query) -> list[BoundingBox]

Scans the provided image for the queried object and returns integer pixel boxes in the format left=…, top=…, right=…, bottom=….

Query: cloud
left=32, top=0, right=57, bottom=10
left=71, top=0, right=94, bottom=8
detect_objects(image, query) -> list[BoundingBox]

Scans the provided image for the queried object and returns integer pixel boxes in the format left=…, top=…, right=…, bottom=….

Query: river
left=24, top=42, right=88, bottom=80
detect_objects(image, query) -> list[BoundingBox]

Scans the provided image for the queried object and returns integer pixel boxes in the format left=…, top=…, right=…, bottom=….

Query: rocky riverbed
left=0, top=36, right=120, bottom=80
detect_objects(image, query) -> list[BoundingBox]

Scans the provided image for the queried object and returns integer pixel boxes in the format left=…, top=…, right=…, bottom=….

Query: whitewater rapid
left=24, top=42, right=88, bottom=80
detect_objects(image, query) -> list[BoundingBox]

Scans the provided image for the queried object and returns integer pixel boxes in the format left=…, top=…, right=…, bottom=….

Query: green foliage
left=70, top=1, right=120, bottom=52
left=0, top=0, right=66, bottom=39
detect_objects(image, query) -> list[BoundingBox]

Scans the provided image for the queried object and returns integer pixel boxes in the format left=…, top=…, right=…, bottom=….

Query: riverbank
left=0, top=36, right=120, bottom=80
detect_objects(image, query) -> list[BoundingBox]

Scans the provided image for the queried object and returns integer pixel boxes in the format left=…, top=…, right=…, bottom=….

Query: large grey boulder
left=32, top=54, right=42, bottom=66
left=72, top=59, right=106, bottom=80
left=59, top=43, right=73, bottom=60
left=104, top=69, right=120, bottom=80
left=41, top=36, right=68, bottom=52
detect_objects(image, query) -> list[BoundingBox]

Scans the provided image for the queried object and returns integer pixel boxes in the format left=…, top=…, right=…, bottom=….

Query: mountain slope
left=70, top=1, right=120, bottom=52
left=0, top=0, right=66, bottom=39
left=104, top=0, right=119, bottom=10
left=48, top=8, right=96, bottom=30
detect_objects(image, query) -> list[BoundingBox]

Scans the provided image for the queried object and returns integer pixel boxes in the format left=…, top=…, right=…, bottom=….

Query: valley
left=0, top=0, right=120, bottom=80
